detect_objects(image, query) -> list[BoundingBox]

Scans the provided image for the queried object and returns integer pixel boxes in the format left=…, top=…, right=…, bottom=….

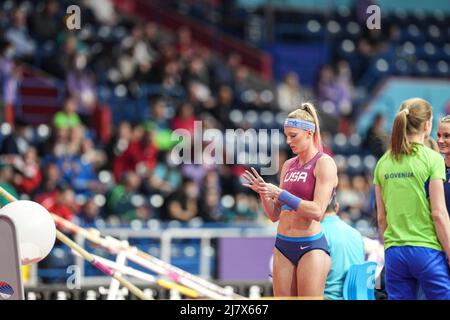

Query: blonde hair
left=440, top=115, right=450, bottom=123
left=424, top=136, right=439, bottom=152
left=287, top=102, right=323, bottom=151
left=390, top=98, right=432, bottom=161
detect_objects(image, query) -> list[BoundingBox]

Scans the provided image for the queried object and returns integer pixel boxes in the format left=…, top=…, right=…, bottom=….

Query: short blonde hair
left=440, top=115, right=450, bottom=123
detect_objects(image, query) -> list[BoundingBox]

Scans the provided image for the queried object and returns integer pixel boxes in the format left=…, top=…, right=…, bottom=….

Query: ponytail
left=302, top=102, right=323, bottom=152
left=287, top=102, right=323, bottom=151
left=390, top=109, right=412, bottom=161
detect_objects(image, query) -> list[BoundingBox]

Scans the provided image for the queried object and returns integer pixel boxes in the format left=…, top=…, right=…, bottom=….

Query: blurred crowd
left=0, top=0, right=391, bottom=238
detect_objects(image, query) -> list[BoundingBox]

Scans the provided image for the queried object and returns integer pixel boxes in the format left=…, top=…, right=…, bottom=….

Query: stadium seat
left=343, top=261, right=377, bottom=300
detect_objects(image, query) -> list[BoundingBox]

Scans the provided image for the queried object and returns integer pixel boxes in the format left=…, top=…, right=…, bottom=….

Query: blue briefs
left=275, top=232, right=330, bottom=266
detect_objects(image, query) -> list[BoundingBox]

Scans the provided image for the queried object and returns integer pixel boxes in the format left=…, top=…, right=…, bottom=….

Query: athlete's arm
left=429, top=179, right=450, bottom=262
left=263, top=156, right=337, bottom=221
left=375, top=185, right=387, bottom=243
left=259, top=160, right=291, bottom=222
left=264, top=160, right=292, bottom=222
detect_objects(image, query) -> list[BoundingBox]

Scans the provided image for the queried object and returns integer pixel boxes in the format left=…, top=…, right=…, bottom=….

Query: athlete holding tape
left=242, top=102, right=338, bottom=298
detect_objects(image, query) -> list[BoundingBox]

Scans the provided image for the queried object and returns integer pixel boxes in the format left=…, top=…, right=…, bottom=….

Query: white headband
left=284, top=118, right=316, bottom=133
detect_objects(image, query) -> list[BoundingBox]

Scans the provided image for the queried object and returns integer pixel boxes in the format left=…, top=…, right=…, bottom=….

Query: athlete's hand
left=260, top=183, right=282, bottom=200
left=242, top=167, right=266, bottom=195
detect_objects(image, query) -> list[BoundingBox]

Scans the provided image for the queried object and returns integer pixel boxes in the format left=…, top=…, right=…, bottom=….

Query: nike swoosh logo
left=300, top=246, right=311, bottom=250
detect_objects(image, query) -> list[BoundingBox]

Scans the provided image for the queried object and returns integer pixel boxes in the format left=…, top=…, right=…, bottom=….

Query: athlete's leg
left=296, top=250, right=331, bottom=297
left=410, top=247, right=450, bottom=300
left=385, top=247, right=417, bottom=300
left=273, top=247, right=297, bottom=297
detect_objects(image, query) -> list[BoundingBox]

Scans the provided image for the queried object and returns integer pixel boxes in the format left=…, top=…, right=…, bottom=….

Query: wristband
left=279, top=190, right=302, bottom=211
left=281, top=204, right=295, bottom=211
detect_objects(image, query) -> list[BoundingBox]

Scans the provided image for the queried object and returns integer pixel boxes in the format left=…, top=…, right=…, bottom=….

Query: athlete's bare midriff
left=277, top=210, right=322, bottom=237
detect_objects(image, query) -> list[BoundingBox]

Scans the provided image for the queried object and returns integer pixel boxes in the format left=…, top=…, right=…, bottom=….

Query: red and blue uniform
left=275, top=152, right=331, bottom=266
left=425, top=166, right=450, bottom=215
left=444, top=167, right=450, bottom=212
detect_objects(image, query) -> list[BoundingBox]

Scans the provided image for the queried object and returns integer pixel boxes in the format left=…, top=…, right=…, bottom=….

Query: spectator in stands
left=187, top=80, right=213, bottom=111
left=46, top=125, right=100, bottom=197
left=213, top=52, right=241, bottom=88
left=353, top=38, right=374, bottom=82
left=117, top=38, right=138, bottom=84
left=5, top=7, right=36, bottom=60
left=106, top=171, right=148, bottom=222
left=113, top=126, right=158, bottom=182
left=12, top=146, right=42, bottom=195
left=171, top=101, right=198, bottom=135
left=45, top=126, right=71, bottom=161
left=335, top=60, right=353, bottom=116
left=182, top=56, right=210, bottom=88
left=106, top=121, right=132, bottom=170
left=351, top=175, right=372, bottom=217
left=143, top=21, right=163, bottom=57
left=130, top=23, right=154, bottom=69
left=143, top=151, right=182, bottom=197
left=321, top=199, right=365, bottom=300
left=132, top=58, right=154, bottom=89
left=0, top=40, right=20, bottom=107
left=67, top=124, right=85, bottom=152
left=66, top=124, right=98, bottom=161
left=53, top=97, right=82, bottom=130
left=0, top=161, right=19, bottom=207
left=112, top=125, right=144, bottom=181
left=66, top=53, right=98, bottom=122
left=202, top=170, right=221, bottom=193
left=44, top=184, right=77, bottom=222
left=144, top=97, right=170, bottom=130
left=160, top=60, right=182, bottom=89
left=362, top=113, right=388, bottom=159
left=162, top=177, right=200, bottom=222
left=176, top=27, right=195, bottom=60
left=198, top=187, right=227, bottom=222
left=80, top=137, right=107, bottom=171
left=224, top=192, right=258, bottom=223
left=77, top=197, right=102, bottom=226
left=315, top=64, right=342, bottom=115
left=233, top=65, right=252, bottom=108
left=34, top=163, right=62, bottom=200
left=181, top=142, right=216, bottom=187
left=31, top=0, right=61, bottom=42
left=0, top=117, right=31, bottom=156
left=49, top=33, right=84, bottom=78
left=210, top=85, right=235, bottom=129
left=218, top=164, right=241, bottom=197
left=67, top=154, right=102, bottom=197
left=277, top=72, right=302, bottom=112
left=336, top=173, right=360, bottom=212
